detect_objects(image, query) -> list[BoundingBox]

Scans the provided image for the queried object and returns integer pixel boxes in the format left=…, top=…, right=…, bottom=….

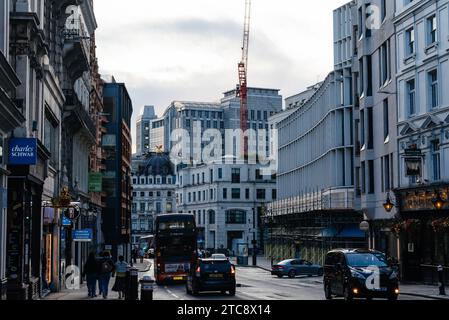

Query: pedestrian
left=83, top=252, right=99, bottom=298
left=112, top=255, right=128, bottom=299
left=139, top=248, right=145, bottom=263
left=131, top=247, right=137, bottom=264
left=98, top=251, right=115, bottom=299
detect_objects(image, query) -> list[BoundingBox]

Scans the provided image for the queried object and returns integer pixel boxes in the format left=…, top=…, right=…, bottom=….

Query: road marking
left=164, top=286, right=182, bottom=300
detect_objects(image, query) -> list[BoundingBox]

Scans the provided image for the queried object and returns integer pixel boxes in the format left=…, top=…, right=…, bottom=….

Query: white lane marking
left=164, top=286, right=182, bottom=300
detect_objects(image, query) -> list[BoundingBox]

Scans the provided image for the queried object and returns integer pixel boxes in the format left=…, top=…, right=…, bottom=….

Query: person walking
left=98, top=251, right=115, bottom=299
left=139, top=248, right=145, bottom=263
left=83, top=252, right=99, bottom=298
left=131, top=247, right=137, bottom=264
left=112, top=255, right=128, bottom=299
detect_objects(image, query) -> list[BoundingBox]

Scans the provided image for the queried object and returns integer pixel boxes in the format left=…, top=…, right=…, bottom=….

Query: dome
left=141, top=152, right=173, bottom=176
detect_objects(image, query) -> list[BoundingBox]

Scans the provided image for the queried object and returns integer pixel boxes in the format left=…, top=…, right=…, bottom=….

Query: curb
left=401, top=292, right=449, bottom=300
left=135, top=262, right=152, bottom=273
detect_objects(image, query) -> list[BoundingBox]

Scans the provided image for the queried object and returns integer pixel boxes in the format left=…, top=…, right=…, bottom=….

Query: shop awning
left=337, top=226, right=366, bottom=238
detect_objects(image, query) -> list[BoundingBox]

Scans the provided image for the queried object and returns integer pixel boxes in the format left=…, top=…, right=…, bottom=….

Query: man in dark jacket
left=98, top=251, right=115, bottom=299
left=82, top=252, right=99, bottom=298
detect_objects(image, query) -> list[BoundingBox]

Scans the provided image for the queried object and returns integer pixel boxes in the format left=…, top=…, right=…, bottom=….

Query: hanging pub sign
left=8, top=138, right=37, bottom=165
left=64, top=207, right=80, bottom=221
left=405, top=158, right=422, bottom=176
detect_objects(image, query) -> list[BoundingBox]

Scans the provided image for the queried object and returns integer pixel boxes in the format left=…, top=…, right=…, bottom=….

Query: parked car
left=271, top=259, right=323, bottom=278
left=186, top=258, right=236, bottom=296
left=323, top=249, right=400, bottom=301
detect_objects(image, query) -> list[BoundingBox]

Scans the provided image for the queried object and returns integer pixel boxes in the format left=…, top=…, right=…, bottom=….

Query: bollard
left=125, top=267, right=139, bottom=300
left=139, top=276, right=154, bottom=300
left=438, top=265, right=446, bottom=296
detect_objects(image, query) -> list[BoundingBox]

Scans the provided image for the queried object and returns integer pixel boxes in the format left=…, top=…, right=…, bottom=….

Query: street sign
left=8, top=138, right=37, bottom=165
left=64, top=208, right=80, bottom=220
left=359, top=221, right=370, bottom=232
left=62, top=216, right=72, bottom=226
left=73, top=229, right=93, bottom=242
left=88, top=172, right=103, bottom=192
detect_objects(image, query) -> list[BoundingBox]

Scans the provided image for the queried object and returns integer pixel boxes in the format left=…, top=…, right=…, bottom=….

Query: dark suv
left=186, top=258, right=236, bottom=296
left=323, top=249, right=399, bottom=301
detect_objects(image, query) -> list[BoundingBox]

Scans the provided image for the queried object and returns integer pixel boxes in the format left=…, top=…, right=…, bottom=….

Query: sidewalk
left=43, top=259, right=152, bottom=301
left=248, top=255, right=449, bottom=300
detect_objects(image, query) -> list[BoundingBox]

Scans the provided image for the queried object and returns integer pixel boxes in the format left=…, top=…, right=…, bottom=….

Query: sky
left=94, top=0, right=350, bottom=152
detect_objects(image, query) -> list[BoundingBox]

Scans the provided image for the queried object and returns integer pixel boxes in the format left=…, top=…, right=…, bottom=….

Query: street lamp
left=432, top=191, right=446, bottom=211
left=383, top=193, right=395, bottom=213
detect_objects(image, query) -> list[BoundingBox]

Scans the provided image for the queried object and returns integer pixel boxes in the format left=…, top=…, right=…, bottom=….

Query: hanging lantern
left=432, top=191, right=446, bottom=211
left=383, top=194, right=395, bottom=213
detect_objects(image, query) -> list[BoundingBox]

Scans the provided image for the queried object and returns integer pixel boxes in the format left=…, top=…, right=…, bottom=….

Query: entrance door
left=227, top=231, right=244, bottom=255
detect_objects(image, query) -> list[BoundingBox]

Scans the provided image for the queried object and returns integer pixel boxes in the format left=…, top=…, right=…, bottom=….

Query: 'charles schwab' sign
left=8, top=138, right=37, bottom=165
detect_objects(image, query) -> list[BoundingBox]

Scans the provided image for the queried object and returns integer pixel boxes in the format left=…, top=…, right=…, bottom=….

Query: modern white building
left=149, top=117, right=165, bottom=153
left=131, top=152, right=177, bottom=245
left=176, top=160, right=276, bottom=253
left=136, top=105, right=156, bottom=156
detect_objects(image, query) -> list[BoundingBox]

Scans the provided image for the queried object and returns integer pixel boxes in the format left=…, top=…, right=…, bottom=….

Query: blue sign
left=62, top=216, right=72, bottom=227
left=8, top=138, right=37, bottom=165
left=73, top=229, right=93, bottom=242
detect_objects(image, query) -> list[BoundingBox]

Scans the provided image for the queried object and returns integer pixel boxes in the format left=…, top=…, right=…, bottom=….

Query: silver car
left=271, top=259, right=323, bottom=278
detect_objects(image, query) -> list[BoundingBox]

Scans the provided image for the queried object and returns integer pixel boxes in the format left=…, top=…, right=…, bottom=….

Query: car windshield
left=278, top=260, right=292, bottom=265
left=346, top=253, right=388, bottom=267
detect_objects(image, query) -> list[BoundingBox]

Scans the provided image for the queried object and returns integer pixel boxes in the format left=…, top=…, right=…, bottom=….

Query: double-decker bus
left=154, top=214, right=197, bottom=285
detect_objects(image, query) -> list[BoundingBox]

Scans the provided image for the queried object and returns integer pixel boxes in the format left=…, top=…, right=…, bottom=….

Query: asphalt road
left=143, top=262, right=431, bottom=301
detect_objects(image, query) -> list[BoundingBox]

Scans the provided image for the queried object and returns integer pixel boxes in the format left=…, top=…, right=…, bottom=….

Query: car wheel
left=192, top=283, right=199, bottom=296
left=343, top=286, right=353, bottom=301
left=229, top=288, right=236, bottom=296
left=277, top=274, right=283, bottom=278
left=318, top=269, right=324, bottom=277
left=288, top=270, right=296, bottom=278
left=324, top=283, right=332, bottom=300
left=186, top=285, right=192, bottom=295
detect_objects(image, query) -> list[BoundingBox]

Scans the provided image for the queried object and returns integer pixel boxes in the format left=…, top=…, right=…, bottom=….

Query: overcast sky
left=94, top=0, right=350, bottom=151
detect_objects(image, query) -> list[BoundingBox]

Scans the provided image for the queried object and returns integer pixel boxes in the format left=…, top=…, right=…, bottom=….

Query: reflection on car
left=271, top=259, right=323, bottom=278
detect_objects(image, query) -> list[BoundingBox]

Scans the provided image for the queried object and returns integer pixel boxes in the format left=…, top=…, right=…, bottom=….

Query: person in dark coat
left=83, top=252, right=99, bottom=298
left=98, top=251, right=115, bottom=299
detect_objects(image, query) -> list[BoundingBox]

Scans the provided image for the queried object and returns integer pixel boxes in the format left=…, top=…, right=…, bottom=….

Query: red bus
left=154, top=214, right=197, bottom=285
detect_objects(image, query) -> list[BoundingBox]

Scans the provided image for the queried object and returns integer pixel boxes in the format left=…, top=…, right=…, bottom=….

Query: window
left=44, top=113, right=58, bottom=166
left=359, top=58, right=364, bottom=96
left=223, top=188, right=227, bottom=199
left=255, top=169, right=262, bottom=180
left=365, top=3, right=372, bottom=38
left=381, top=0, right=386, bottom=22
left=202, top=172, right=205, bottom=183
left=368, top=160, right=375, bottom=194
left=361, top=161, right=366, bottom=194
left=406, top=27, right=415, bottom=56
left=210, top=169, right=213, bottom=182
left=188, top=192, right=191, bottom=203
left=132, top=203, right=137, bottom=213
left=231, top=188, right=240, bottom=199
left=383, top=155, right=391, bottom=192
left=140, top=202, right=146, bottom=212
left=192, top=174, right=195, bottom=185
left=231, top=168, right=240, bottom=183
left=149, top=191, right=153, bottom=197
left=431, top=139, right=441, bottom=181
left=256, top=189, right=266, bottom=200
left=383, top=99, right=389, bottom=142
left=245, top=188, right=250, bottom=199
left=156, top=202, right=162, bottom=213
left=191, top=110, right=196, bottom=118
left=406, top=79, right=416, bottom=116
left=360, top=109, right=365, bottom=147
left=429, top=70, right=438, bottom=109
left=208, top=210, right=215, bottom=224
left=272, top=189, right=277, bottom=200
left=427, top=15, right=437, bottom=45
left=379, top=40, right=391, bottom=86
left=367, top=108, right=373, bottom=149
left=367, top=55, right=372, bottom=96
left=218, top=168, right=223, bottom=179
left=157, top=191, right=161, bottom=197
left=225, top=210, right=246, bottom=224
left=210, top=189, right=213, bottom=199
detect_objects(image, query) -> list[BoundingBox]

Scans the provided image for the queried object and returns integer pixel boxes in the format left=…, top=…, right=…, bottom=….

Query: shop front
left=394, top=185, right=449, bottom=284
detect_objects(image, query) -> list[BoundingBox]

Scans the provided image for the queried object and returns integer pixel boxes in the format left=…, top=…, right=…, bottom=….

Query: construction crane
left=237, top=0, right=251, bottom=157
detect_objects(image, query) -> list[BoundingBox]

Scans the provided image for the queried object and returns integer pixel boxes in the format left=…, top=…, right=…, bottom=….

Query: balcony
left=63, top=89, right=96, bottom=143
left=62, top=21, right=89, bottom=82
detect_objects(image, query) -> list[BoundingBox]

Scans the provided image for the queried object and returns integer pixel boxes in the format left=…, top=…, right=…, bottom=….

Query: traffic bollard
left=438, top=265, right=446, bottom=296
left=125, top=267, right=139, bottom=300
left=139, top=276, right=154, bottom=300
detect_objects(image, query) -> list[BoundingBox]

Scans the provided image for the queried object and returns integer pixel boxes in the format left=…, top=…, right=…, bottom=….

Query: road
left=143, top=261, right=430, bottom=301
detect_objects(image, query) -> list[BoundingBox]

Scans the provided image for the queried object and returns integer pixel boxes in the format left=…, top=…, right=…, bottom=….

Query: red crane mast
left=237, top=0, right=251, bottom=157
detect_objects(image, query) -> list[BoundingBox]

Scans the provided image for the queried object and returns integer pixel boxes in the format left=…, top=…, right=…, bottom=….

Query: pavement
left=44, top=259, right=152, bottom=301
left=248, top=255, right=449, bottom=300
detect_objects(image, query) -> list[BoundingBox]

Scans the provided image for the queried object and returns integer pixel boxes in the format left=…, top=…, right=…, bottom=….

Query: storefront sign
left=8, top=138, right=37, bottom=165
left=102, top=134, right=116, bottom=147
left=73, top=229, right=93, bottom=242
left=88, top=172, right=103, bottom=192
